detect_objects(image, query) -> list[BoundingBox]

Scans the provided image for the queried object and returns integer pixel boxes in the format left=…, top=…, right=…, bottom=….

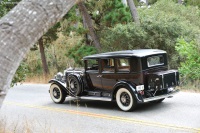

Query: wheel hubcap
left=53, top=87, right=60, bottom=99
left=121, top=95, right=126, bottom=103
left=120, top=92, right=130, bottom=106
left=70, top=79, right=77, bottom=93
left=53, top=91, right=57, bottom=97
left=70, top=82, right=74, bottom=89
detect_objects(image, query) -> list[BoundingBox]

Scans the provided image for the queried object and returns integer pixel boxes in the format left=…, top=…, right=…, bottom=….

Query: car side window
left=117, top=58, right=130, bottom=72
left=86, top=59, right=99, bottom=70
left=102, top=59, right=114, bottom=72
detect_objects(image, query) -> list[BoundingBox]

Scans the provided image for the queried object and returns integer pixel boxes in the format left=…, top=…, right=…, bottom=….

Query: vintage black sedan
left=49, top=49, right=179, bottom=111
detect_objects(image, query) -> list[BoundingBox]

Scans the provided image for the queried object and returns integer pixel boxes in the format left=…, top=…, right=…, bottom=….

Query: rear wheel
left=116, top=88, right=137, bottom=111
left=50, top=84, right=66, bottom=103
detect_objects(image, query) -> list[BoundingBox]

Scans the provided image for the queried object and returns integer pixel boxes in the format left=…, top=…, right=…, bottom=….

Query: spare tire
left=68, top=75, right=82, bottom=96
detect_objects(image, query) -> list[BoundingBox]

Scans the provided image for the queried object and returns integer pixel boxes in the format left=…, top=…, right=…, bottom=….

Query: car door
left=101, top=58, right=117, bottom=91
left=85, top=59, right=102, bottom=89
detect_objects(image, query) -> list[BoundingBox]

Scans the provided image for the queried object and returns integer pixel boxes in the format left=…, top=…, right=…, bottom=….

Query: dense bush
left=175, top=38, right=200, bottom=80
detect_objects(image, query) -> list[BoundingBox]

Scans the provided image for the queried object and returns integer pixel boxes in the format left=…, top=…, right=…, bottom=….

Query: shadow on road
left=55, top=98, right=172, bottom=112
left=64, top=99, right=117, bottom=111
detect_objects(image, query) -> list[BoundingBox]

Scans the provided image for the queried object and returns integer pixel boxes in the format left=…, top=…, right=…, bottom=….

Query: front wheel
left=116, top=88, right=137, bottom=111
left=50, top=84, right=66, bottom=103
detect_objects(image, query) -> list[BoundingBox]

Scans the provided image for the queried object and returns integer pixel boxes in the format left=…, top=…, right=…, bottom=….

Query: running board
left=78, top=96, right=112, bottom=101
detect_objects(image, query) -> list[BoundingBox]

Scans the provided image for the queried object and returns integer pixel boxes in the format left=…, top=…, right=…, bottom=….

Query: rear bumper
left=143, top=89, right=180, bottom=103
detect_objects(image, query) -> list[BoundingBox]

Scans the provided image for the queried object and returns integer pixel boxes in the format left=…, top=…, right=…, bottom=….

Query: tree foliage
left=61, top=6, right=86, bottom=36
left=0, top=0, right=20, bottom=16
left=67, top=40, right=97, bottom=66
left=86, top=0, right=132, bottom=28
left=11, top=61, right=28, bottom=86
left=146, top=0, right=200, bottom=7
left=101, top=0, right=200, bottom=69
left=183, top=0, right=200, bottom=7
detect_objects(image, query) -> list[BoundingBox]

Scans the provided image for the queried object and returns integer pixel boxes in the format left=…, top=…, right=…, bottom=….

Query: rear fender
left=112, top=81, right=143, bottom=103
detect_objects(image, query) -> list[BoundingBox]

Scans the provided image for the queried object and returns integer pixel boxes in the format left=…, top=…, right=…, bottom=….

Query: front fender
left=49, top=79, right=68, bottom=93
left=112, top=81, right=143, bottom=103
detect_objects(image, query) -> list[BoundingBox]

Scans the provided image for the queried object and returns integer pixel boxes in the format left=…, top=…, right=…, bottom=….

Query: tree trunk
left=52, top=44, right=59, bottom=72
left=178, top=0, right=182, bottom=4
left=0, top=91, right=6, bottom=108
left=38, top=38, right=49, bottom=76
left=127, top=0, right=140, bottom=25
left=0, top=0, right=77, bottom=108
left=146, top=0, right=149, bottom=6
left=78, top=1, right=101, bottom=52
left=82, top=10, right=90, bottom=45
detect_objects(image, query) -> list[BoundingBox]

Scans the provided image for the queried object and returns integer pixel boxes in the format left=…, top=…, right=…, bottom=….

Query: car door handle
left=97, top=75, right=102, bottom=78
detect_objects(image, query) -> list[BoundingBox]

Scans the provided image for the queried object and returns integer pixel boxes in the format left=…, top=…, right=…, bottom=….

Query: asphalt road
left=0, top=84, right=200, bottom=133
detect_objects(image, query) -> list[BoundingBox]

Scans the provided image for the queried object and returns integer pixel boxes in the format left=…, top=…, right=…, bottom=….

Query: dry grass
left=24, top=74, right=54, bottom=84
left=0, top=117, right=9, bottom=133
left=0, top=117, right=53, bottom=133
left=179, top=79, right=200, bottom=93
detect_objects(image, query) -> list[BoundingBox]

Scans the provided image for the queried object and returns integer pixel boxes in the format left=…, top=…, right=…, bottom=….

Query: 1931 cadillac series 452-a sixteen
left=49, top=49, right=179, bottom=111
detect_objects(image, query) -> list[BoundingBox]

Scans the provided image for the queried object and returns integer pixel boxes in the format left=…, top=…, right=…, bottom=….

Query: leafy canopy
left=67, top=40, right=97, bottom=66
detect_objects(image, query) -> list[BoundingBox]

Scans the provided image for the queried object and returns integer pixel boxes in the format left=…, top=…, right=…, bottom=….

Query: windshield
left=147, top=55, right=164, bottom=67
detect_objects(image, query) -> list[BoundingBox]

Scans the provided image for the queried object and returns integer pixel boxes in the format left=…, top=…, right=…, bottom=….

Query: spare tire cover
left=68, top=75, right=82, bottom=96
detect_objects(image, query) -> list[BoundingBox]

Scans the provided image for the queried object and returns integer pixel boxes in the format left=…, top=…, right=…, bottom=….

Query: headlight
left=55, top=72, right=63, bottom=81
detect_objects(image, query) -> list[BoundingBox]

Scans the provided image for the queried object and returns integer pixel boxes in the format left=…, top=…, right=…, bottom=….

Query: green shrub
left=175, top=38, right=200, bottom=80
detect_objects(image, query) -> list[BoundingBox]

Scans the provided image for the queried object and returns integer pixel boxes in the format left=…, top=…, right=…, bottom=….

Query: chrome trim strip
left=143, top=89, right=179, bottom=103
left=79, top=96, right=112, bottom=101
left=162, top=74, right=164, bottom=90
left=157, top=70, right=177, bottom=75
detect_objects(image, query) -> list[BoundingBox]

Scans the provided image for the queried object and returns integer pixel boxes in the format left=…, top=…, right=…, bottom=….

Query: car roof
left=83, top=49, right=166, bottom=59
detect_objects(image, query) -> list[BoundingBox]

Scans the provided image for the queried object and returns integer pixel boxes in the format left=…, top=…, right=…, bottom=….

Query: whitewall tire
left=50, top=84, right=66, bottom=103
left=116, top=88, right=137, bottom=111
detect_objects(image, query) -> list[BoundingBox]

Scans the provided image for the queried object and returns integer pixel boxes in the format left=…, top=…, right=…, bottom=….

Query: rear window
left=147, top=55, right=164, bottom=67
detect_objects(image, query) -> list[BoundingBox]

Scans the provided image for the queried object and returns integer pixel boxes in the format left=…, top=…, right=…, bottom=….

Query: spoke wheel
left=68, top=76, right=82, bottom=96
left=116, top=88, right=137, bottom=111
left=50, top=84, right=66, bottom=103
